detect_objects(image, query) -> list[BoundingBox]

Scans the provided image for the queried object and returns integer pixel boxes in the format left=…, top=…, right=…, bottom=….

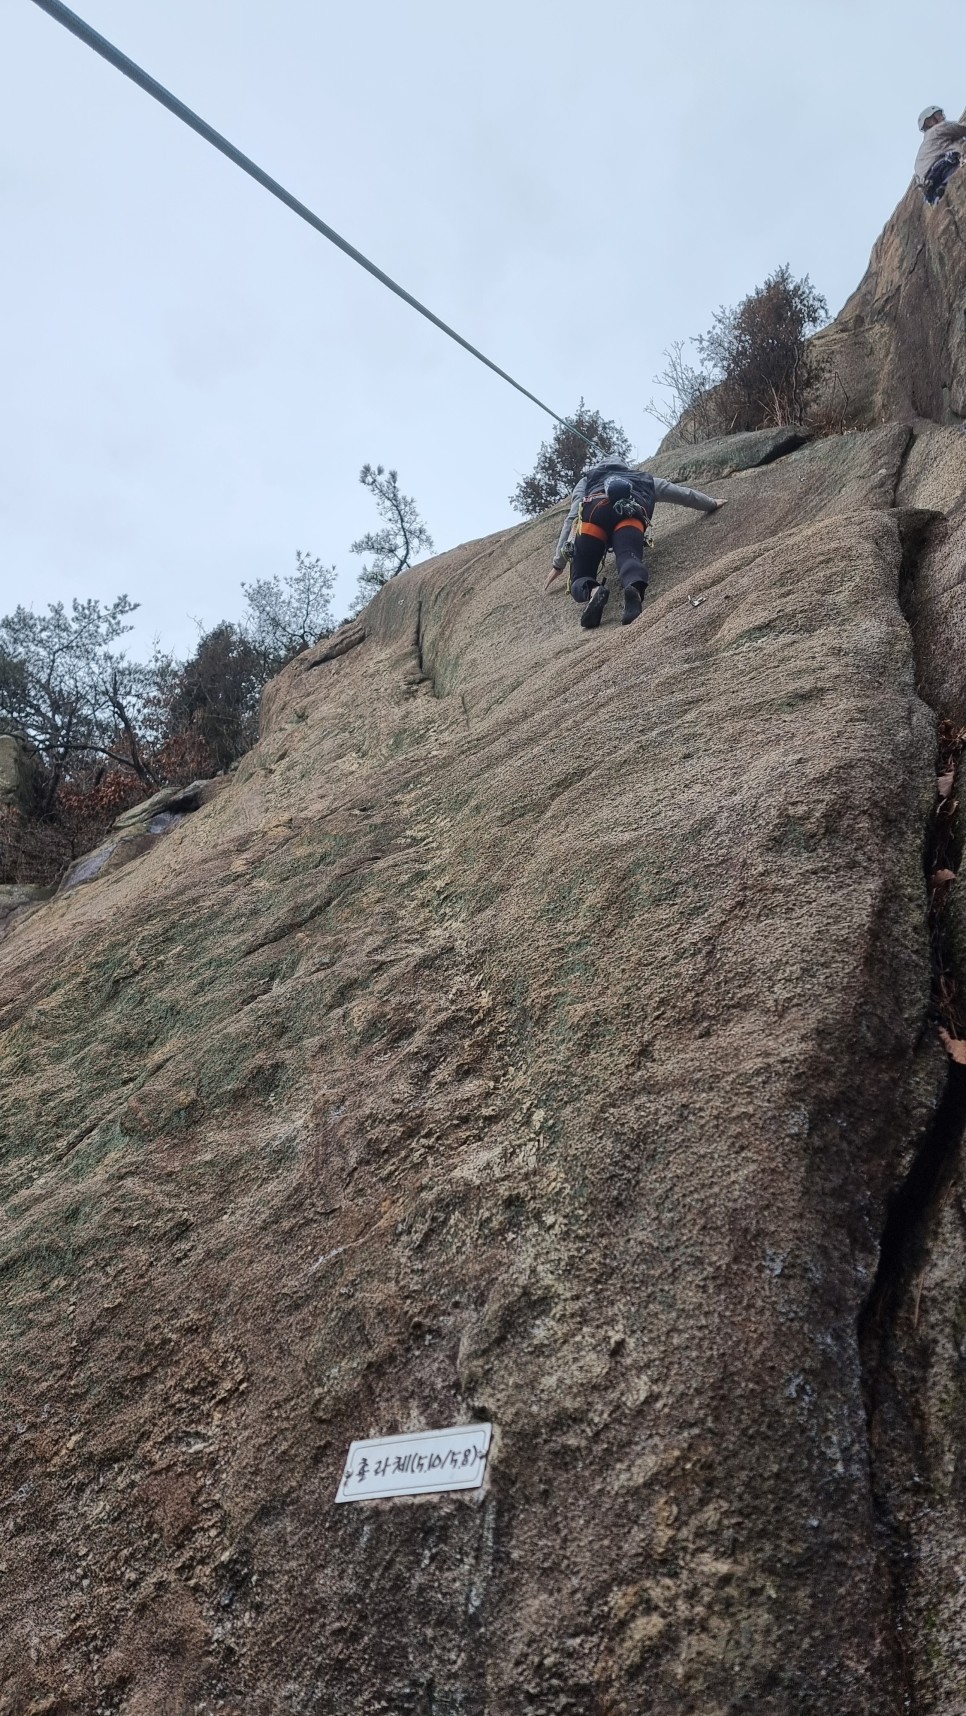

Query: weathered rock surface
left=812, top=119, right=966, bottom=430
left=111, top=778, right=223, bottom=834
left=0, top=734, right=35, bottom=810
left=56, top=778, right=227, bottom=895
left=3, top=415, right=966, bottom=1712
left=0, top=880, right=56, bottom=935
left=649, top=425, right=810, bottom=483
left=898, top=426, right=966, bottom=724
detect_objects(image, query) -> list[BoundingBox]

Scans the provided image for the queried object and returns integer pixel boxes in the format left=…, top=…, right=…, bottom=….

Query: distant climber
left=915, top=106, right=966, bottom=205
left=546, top=460, right=725, bottom=628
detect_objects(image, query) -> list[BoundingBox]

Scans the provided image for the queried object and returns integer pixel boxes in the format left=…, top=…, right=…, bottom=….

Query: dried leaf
left=939, top=1028, right=966, bottom=1065
left=938, top=772, right=955, bottom=798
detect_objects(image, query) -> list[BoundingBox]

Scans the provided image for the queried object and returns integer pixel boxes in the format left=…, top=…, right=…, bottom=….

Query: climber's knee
left=571, top=575, right=599, bottom=604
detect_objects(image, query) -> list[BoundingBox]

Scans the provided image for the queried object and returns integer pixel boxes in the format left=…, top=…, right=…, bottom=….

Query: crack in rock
left=858, top=508, right=966, bottom=1713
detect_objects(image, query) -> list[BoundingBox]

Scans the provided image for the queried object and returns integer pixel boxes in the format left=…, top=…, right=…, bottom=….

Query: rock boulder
left=0, top=734, right=34, bottom=810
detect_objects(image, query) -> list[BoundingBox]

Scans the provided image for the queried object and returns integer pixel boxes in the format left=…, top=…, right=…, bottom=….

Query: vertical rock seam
left=859, top=506, right=966, bottom=1711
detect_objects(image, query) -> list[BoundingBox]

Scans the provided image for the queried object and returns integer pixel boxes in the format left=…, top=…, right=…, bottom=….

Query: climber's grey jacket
left=554, top=462, right=717, bottom=566
left=915, top=118, right=966, bottom=182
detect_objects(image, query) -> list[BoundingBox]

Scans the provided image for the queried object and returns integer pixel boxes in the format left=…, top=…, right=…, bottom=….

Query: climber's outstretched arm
left=653, top=478, right=726, bottom=513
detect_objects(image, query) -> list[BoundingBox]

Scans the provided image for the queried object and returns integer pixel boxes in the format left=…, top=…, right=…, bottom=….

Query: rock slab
left=4, top=424, right=966, bottom=1711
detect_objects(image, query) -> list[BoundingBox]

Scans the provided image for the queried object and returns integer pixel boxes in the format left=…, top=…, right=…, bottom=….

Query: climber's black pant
left=570, top=492, right=650, bottom=604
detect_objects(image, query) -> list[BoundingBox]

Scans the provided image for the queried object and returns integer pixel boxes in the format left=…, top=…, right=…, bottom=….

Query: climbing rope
left=28, top=0, right=600, bottom=451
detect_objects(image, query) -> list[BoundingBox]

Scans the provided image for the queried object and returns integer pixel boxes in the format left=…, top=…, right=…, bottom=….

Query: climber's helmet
left=919, top=105, right=945, bottom=131
left=604, top=472, right=634, bottom=508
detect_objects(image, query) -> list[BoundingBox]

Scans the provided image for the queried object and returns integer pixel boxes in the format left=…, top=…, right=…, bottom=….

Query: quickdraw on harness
left=602, top=472, right=647, bottom=521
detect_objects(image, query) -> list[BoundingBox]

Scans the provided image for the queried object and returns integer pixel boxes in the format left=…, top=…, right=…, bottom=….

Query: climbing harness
left=922, top=151, right=961, bottom=205
left=577, top=493, right=649, bottom=543
left=27, top=0, right=602, bottom=452
left=603, top=473, right=649, bottom=522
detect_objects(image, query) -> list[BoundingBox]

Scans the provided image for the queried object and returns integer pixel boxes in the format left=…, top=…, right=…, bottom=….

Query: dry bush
left=648, top=266, right=829, bottom=444
left=0, top=806, right=71, bottom=887
left=154, top=729, right=216, bottom=787
left=701, top=266, right=828, bottom=432
left=645, top=343, right=720, bottom=445
left=55, top=770, right=152, bottom=857
left=0, top=768, right=155, bottom=888
left=804, top=364, right=853, bottom=438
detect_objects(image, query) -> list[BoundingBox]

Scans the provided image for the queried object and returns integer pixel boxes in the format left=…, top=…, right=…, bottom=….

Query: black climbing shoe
left=621, top=583, right=647, bottom=626
left=580, top=584, right=610, bottom=630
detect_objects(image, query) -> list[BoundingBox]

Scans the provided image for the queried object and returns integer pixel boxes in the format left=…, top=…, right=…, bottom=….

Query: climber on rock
left=546, top=460, right=725, bottom=629
left=915, top=106, right=966, bottom=206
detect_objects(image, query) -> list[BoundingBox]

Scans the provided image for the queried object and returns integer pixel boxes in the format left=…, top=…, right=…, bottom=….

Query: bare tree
left=644, top=342, right=720, bottom=443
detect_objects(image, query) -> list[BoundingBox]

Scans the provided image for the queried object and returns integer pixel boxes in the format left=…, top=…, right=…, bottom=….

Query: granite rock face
left=3, top=420, right=966, bottom=1712
left=657, top=134, right=966, bottom=454
left=897, top=426, right=966, bottom=724
left=811, top=123, right=966, bottom=431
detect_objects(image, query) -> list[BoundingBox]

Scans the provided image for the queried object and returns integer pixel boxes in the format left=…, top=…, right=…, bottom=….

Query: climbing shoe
left=579, top=584, right=610, bottom=630
left=621, top=582, right=647, bottom=626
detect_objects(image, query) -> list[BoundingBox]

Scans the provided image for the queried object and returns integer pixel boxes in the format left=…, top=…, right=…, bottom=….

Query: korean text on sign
left=336, top=1423, right=493, bottom=1502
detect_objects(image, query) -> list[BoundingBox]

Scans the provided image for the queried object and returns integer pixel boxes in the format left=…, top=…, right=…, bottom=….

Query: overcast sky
left=2, top=0, right=964, bottom=655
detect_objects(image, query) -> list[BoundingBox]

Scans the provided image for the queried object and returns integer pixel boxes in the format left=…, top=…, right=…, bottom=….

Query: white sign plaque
left=335, top=1422, right=492, bottom=1503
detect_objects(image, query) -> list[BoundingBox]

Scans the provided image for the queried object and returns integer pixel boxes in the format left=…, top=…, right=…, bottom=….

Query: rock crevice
left=856, top=441, right=966, bottom=1713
